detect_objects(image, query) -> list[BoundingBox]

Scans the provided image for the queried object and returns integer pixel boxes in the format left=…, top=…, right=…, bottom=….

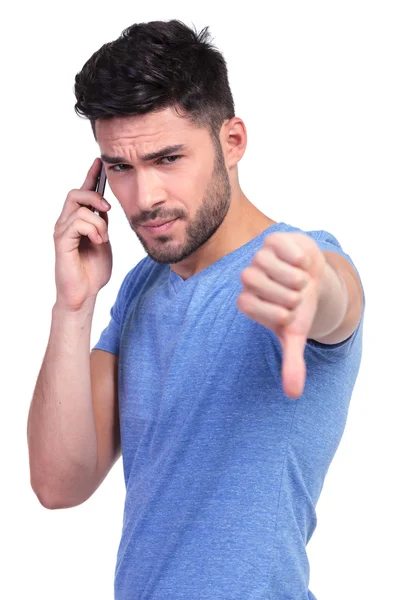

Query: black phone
left=96, top=163, right=107, bottom=195
left=93, top=163, right=107, bottom=215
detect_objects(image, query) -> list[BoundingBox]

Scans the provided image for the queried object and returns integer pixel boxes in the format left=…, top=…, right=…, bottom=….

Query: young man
left=27, top=19, right=364, bottom=600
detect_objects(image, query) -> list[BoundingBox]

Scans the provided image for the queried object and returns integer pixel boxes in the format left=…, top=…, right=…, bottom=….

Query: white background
left=1, top=1, right=399, bottom=598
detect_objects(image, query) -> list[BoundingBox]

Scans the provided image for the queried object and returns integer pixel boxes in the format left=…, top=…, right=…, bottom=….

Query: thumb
left=280, top=332, right=307, bottom=399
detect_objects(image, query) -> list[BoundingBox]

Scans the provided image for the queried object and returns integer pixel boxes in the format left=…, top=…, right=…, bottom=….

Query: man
left=27, top=19, right=364, bottom=600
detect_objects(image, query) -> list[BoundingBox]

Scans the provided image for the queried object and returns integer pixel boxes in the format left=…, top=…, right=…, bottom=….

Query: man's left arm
left=308, top=251, right=364, bottom=345
left=237, top=232, right=365, bottom=398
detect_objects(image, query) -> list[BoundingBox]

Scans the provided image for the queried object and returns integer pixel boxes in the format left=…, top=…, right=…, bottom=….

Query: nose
left=134, top=168, right=167, bottom=213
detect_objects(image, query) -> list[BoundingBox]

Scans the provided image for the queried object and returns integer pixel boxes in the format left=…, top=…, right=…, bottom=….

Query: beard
left=132, top=141, right=232, bottom=265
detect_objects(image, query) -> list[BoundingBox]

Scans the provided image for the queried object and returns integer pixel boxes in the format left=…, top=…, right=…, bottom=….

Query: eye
left=158, top=155, right=182, bottom=165
left=108, top=164, right=130, bottom=173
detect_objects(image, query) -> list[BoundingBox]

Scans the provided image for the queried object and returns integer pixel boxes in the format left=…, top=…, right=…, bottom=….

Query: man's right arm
left=27, top=300, right=121, bottom=509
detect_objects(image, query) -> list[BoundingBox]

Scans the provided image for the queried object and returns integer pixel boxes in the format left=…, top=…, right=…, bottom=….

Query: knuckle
left=264, top=232, right=279, bottom=245
left=241, top=267, right=256, bottom=285
left=66, top=188, right=79, bottom=201
left=277, top=308, right=290, bottom=326
left=237, top=292, right=254, bottom=312
left=53, top=221, right=62, bottom=237
left=287, top=291, right=300, bottom=309
left=293, top=271, right=307, bottom=288
left=76, top=205, right=90, bottom=219
left=253, top=249, right=268, bottom=268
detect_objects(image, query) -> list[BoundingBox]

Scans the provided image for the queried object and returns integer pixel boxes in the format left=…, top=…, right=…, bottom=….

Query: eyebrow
left=101, top=144, right=187, bottom=165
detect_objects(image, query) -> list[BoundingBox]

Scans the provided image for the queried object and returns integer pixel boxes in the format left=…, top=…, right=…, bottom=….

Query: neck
left=171, top=189, right=277, bottom=280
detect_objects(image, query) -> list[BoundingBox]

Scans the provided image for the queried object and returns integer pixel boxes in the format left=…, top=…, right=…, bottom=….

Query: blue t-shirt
left=92, top=221, right=364, bottom=600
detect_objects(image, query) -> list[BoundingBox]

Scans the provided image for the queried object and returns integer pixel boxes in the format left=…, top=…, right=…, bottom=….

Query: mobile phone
left=93, top=163, right=107, bottom=215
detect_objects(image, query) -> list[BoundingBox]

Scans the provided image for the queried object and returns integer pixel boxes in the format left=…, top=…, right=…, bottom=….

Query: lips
left=143, top=219, right=175, bottom=228
left=141, top=218, right=179, bottom=235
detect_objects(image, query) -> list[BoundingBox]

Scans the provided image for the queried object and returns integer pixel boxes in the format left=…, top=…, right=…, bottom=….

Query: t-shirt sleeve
left=304, top=229, right=365, bottom=353
left=91, top=296, right=123, bottom=356
left=91, top=257, right=150, bottom=356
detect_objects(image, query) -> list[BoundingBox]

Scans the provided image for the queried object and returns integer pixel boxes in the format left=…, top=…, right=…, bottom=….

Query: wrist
left=52, top=296, right=96, bottom=324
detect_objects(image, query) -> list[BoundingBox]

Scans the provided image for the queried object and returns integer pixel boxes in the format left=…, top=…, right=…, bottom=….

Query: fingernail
left=101, top=200, right=110, bottom=208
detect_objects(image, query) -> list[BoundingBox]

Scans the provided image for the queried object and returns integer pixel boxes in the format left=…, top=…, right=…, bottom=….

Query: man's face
left=95, top=107, right=232, bottom=264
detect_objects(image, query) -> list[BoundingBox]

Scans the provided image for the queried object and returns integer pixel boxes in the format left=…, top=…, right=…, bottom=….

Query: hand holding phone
left=52, top=158, right=112, bottom=312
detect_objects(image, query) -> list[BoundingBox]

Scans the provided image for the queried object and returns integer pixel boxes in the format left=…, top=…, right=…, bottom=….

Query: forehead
left=95, top=106, right=207, bottom=148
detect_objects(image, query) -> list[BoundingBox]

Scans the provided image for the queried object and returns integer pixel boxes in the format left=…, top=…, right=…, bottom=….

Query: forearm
left=308, top=258, right=348, bottom=340
left=27, top=299, right=98, bottom=507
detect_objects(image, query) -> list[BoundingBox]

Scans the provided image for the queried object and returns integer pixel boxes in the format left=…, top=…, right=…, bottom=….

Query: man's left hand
left=237, top=232, right=326, bottom=399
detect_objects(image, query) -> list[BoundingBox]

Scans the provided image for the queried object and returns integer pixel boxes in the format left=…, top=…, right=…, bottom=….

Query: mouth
left=141, top=218, right=179, bottom=235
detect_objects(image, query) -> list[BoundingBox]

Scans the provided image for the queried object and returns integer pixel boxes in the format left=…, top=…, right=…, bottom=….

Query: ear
left=220, top=117, right=247, bottom=168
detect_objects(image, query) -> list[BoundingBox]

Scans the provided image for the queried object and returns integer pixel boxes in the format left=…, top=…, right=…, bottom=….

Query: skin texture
left=94, top=106, right=363, bottom=399
left=95, top=106, right=275, bottom=280
left=238, top=232, right=363, bottom=398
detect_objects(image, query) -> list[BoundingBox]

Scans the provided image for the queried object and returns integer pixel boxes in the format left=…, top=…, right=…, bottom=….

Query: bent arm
left=309, top=251, right=364, bottom=344
left=27, top=301, right=120, bottom=509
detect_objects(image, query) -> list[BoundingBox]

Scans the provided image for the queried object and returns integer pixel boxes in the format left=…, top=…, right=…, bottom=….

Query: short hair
left=74, top=19, right=235, bottom=144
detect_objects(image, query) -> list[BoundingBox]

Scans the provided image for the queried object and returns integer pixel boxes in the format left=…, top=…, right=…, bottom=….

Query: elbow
left=29, top=469, right=62, bottom=509
left=35, top=489, right=65, bottom=510
left=30, top=478, right=90, bottom=510
left=31, top=480, right=68, bottom=509
left=28, top=458, right=98, bottom=509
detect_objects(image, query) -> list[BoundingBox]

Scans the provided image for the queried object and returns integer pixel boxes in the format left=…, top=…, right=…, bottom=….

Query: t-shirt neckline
left=169, top=221, right=287, bottom=293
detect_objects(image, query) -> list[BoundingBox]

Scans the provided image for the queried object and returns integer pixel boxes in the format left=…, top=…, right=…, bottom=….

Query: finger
left=55, top=218, right=107, bottom=254
left=56, top=189, right=111, bottom=228
left=80, top=157, right=103, bottom=191
left=264, top=233, right=310, bottom=270
left=58, top=206, right=109, bottom=242
left=75, top=190, right=111, bottom=214
left=98, top=209, right=109, bottom=228
left=253, top=248, right=309, bottom=291
left=281, top=332, right=307, bottom=399
left=236, top=291, right=295, bottom=330
left=240, top=266, right=302, bottom=310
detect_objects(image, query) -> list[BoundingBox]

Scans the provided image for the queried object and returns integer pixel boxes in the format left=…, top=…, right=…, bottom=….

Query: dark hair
left=74, top=20, right=235, bottom=144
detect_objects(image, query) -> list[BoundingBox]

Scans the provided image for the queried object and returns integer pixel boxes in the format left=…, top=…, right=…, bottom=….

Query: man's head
left=74, top=20, right=246, bottom=265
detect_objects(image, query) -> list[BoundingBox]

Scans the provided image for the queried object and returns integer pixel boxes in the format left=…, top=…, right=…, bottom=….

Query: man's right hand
left=53, top=158, right=113, bottom=312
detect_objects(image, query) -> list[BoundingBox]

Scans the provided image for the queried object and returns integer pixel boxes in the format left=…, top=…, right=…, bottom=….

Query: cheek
left=165, top=170, right=202, bottom=203
left=171, top=166, right=207, bottom=197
